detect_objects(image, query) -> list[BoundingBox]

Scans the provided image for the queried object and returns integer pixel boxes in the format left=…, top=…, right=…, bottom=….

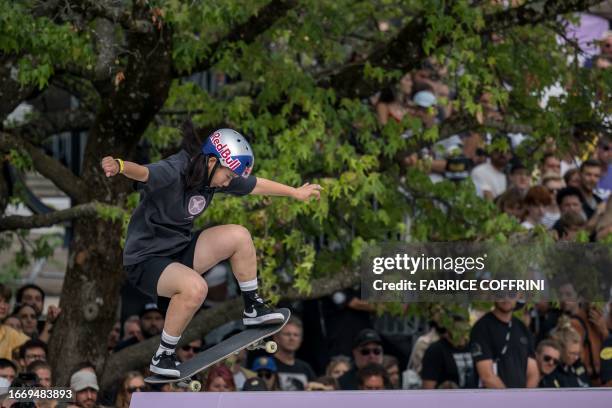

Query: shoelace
left=251, top=297, right=275, bottom=311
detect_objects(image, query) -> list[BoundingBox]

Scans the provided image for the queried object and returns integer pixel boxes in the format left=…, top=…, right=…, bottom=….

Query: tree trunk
left=47, top=17, right=174, bottom=385
left=48, top=217, right=125, bottom=386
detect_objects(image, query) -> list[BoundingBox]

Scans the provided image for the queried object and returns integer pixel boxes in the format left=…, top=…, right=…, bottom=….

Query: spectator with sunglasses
left=550, top=321, right=590, bottom=387
left=535, top=339, right=562, bottom=387
left=176, top=339, right=203, bottom=363
left=338, top=329, right=384, bottom=390
left=252, top=356, right=280, bottom=391
left=115, top=371, right=147, bottom=408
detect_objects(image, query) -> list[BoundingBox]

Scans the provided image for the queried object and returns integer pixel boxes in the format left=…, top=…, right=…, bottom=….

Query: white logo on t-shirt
left=188, top=195, right=206, bottom=215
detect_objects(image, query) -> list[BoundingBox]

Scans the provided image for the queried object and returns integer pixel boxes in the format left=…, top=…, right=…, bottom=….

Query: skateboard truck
left=176, top=378, right=202, bottom=392
left=246, top=339, right=278, bottom=353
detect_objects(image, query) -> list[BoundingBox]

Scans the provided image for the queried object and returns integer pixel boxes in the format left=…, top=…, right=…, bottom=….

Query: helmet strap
left=207, top=157, right=221, bottom=187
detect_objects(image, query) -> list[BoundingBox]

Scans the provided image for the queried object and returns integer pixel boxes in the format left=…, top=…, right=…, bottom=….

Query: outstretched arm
left=251, top=177, right=322, bottom=201
left=101, top=156, right=149, bottom=182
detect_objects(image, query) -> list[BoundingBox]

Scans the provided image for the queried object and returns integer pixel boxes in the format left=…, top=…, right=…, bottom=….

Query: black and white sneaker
left=243, top=295, right=284, bottom=326
left=150, top=351, right=180, bottom=378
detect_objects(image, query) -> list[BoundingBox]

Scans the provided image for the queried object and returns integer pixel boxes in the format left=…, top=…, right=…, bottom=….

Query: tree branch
left=172, top=0, right=298, bottom=76
left=9, top=108, right=94, bottom=144
left=66, top=0, right=154, bottom=34
left=100, top=268, right=360, bottom=390
left=0, top=56, right=40, bottom=121
left=0, top=202, right=105, bottom=231
left=51, top=75, right=101, bottom=112
left=0, top=132, right=88, bottom=202
left=322, top=0, right=606, bottom=99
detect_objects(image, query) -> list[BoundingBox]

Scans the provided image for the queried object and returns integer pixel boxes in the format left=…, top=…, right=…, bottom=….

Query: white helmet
left=201, top=129, right=254, bottom=177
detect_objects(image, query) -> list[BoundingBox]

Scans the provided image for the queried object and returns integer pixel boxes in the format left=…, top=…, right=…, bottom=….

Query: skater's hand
left=293, top=182, right=322, bottom=201
left=101, top=156, right=120, bottom=177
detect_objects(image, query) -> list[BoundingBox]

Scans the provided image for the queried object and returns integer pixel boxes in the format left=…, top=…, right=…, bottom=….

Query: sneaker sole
left=149, top=365, right=181, bottom=378
left=243, top=313, right=285, bottom=326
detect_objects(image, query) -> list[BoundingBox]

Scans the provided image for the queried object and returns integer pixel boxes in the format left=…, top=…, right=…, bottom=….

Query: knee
left=181, top=278, right=208, bottom=308
left=227, top=224, right=253, bottom=246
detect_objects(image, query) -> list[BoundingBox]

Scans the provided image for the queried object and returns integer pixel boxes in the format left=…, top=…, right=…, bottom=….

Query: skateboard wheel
left=189, top=380, right=202, bottom=392
left=265, top=341, right=277, bottom=353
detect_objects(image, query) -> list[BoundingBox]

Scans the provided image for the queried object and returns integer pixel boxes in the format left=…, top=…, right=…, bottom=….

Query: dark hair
left=556, top=187, right=583, bottom=207
left=26, top=360, right=51, bottom=374
left=557, top=212, right=586, bottom=236
left=314, top=375, right=338, bottom=389
left=411, top=81, right=434, bottom=99
left=378, top=87, right=395, bottom=104
left=0, top=358, right=17, bottom=371
left=541, top=153, right=559, bottom=166
left=180, top=120, right=220, bottom=191
left=580, top=159, right=602, bottom=172
left=16, top=284, right=44, bottom=305
left=563, top=168, right=580, bottom=185
left=357, top=363, right=390, bottom=389
left=382, top=354, right=399, bottom=370
left=19, top=339, right=47, bottom=360
left=536, top=339, right=562, bottom=354
left=0, top=283, right=12, bottom=303
left=12, top=303, right=36, bottom=317
left=496, top=187, right=525, bottom=212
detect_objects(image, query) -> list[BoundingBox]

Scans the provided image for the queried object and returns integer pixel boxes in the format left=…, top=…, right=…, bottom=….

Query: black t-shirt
left=582, top=193, right=602, bottom=219
left=123, top=150, right=256, bottom=265
left=421, top=338, right=477, bottom=388
left=600, top=335, right=612, bottom=385
left=470, top=312, right=535, bottom=388
left=113, top=336, right=140, bottom=352
left=276, top=358, right=316, bottom=390
left=338, top=367, right=358, bottom=390
left=540, top=362, right=590, bottom=388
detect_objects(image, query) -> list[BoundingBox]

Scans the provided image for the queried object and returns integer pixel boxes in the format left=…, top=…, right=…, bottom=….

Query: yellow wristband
left=116, top=158, right=125, bottom=174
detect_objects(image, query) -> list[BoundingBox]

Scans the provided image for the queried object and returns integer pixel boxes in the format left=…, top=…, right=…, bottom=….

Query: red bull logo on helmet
left=211, top=132, right=241, bottom=172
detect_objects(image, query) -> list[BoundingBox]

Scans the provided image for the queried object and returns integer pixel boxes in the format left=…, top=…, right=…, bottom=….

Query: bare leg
left=157, top=263, right=208, bottom=336
left=191, top=224, right=283, bottom=325
left=192, top=224, right=257, bottom=282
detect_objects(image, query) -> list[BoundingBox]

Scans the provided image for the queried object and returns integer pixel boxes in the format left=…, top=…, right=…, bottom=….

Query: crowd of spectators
left=0, top=274, right=610, bottom=408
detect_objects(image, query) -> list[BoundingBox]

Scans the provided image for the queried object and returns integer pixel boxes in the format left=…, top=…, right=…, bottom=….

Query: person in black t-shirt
left=272, top=316, right=316, bottom=390
left=548, top=323, right=590, bottom=387
left=338, top=329, right=384, bottom=390
left=470, top=299, right=539, bottom=388
left=422, top=312, right=476, bottom=389
left=535, top=339, right=562, bottom=387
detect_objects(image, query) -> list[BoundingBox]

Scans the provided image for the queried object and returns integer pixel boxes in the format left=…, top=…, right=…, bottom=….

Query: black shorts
left=124, top=230, right=202, bottom=302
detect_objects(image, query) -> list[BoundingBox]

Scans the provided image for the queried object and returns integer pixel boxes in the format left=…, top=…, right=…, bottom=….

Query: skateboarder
left=100, top=121, right=321, bottom=377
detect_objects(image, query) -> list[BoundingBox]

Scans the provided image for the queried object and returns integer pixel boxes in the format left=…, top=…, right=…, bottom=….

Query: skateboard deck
left=145, top=308, right=291, bottom=385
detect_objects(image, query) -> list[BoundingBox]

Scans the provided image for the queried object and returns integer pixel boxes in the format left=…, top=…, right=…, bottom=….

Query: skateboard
left=145, top=308, right=291, bottom=391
